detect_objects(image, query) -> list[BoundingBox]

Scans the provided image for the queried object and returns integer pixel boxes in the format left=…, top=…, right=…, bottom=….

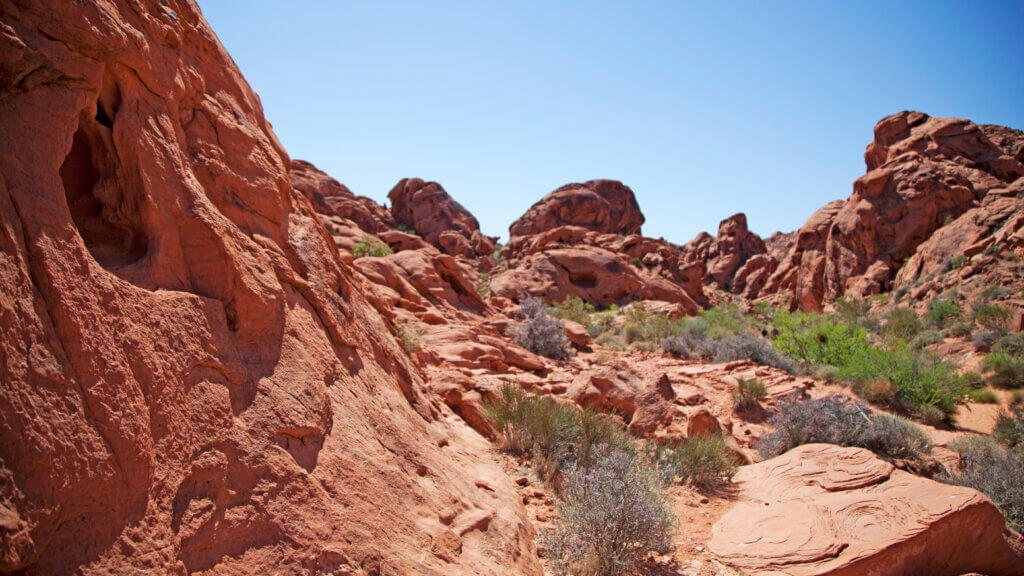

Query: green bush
left=351, top=235, right=393, bottom=257
left=648, top=435, right=737, bottom=489
left=695, top=303, right=752, bottom=339
left=772, top=311, right=869, bottom=367
left=545, top=447, right=675, bottom=576
left=838, top=342, right=967, bottom=417
left=968, top=387, right=999, bottom=404
left=981, top=285, right=1011, bottom=300
left=945, top=320, right=973, bottom=338
left=926, top=299, right=961, bottom=328
left=994, top=333, right=1024, bottom=356
left=975, top=303, right=1011, bottom=332
left=993, top=406, right=1024, bottom=448
left=552, top=295, right=595, bottom=326
left=885, top=307, right=922, bottom=341
left=758, top=395, right=931, bottom=460
left=910, top=329, right=943, bottom=349
left=984, top=352, right=1024, bottom=389
left=732, top=377, right=767, bottom=411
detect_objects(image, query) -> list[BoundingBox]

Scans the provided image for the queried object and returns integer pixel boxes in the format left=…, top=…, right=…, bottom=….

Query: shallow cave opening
left=59, top=73, right=148, bottom=272
left=568, top=270, right=598, bottom=288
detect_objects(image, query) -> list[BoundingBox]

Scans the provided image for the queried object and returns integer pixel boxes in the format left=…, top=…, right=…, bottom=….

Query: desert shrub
left=648, top=435, right=737, bottom=489
left=945, top=320, right=974, bottom=338
left=594, top=331, right=624, bottom=351
left=732, top=377, right=767, bottom=411
left=545, top=447, right=675, bottom=576
left=838, top=343, right=967, bottom=417
left=943, top=445, right=1024, bottom=533
left=351, top=235, right=393, bottom=257
left=969, top=387, right=1000, bottom=404
left=553, top=295, right=595, bottom=326
left=396, top=321, right=422, bottom=353
left=911, top=403, right=947, bottom=427
left=808, top=363, right=841, bottom=383
left=851, top=378, right=898, bottom=406
left=981, top=285, right=1011, bottom=300
left=926, top=299, right=962, bottom=328
left=1014, top=390, right=1023, bottom=405
left=948, top=434, right=1004, bottom=459
left=619, top=303, right=682, bottom=344
left=994, top=332, right=1024, bottom=356
left=885, top=307, right=922, bottom=341
left=594, top=349, right=615, bottom=365
left=706, top=334, right=795, bottom=372
left=910, top=329, right=943, bottom=349
left=694, top=304, right=751, bottom=339
left=972, top=328, right=1003, bottom=350
left=984, top=352, right=1024, bottom=389
left=484, top=384, right=576, bottom=459
left=758, top=395, right=931, bottom=460
left=509, top=298, right=571, bottom=360
left=993, top=406, right=1024, bottom=448
left=772, top=312, right=870, bottom=367
left=946, top=254, right=967, bottom=270
left=961, top=370, right=984, bottom=388
left=835, top=297, right=872, bottom=326
left=659, top=334, right=700, bottom=359
left=974, top=303, right=1011, bottom=332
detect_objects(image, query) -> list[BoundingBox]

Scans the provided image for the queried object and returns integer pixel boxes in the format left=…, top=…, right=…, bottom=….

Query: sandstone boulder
left=388, top=178, right=496, bottom=257
left=710, top=444, right=1024, bottom=576
left=508, top=180, right=644, bottom=238
left=290, top=159, right=396, bottom=233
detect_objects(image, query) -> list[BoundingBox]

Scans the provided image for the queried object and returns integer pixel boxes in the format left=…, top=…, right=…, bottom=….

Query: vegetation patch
left=509, top=297, right=572, bottom=360
left=351, top=235, right=393, bottom=257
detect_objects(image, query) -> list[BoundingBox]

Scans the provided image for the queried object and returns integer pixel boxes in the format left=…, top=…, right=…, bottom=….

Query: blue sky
left=199, top=1, right=1024, bottom=244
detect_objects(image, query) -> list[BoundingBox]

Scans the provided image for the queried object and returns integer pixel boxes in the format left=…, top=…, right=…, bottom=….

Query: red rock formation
left=0, top=2, right=539, bottom=574
left=290, top=159, right=396, bottom=233
left=387, top=178, right=495, bottom=258
left=756, top=112, right=1024, bottom=310
left=710, top=444, right=1024, bottom=576
left=508, top=179, right=645, bottom=238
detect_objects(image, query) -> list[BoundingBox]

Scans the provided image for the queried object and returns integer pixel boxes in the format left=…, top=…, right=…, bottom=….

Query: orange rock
left=509, top=180, right=645, bottom=238
left=388, top=178, right=496, bottom=257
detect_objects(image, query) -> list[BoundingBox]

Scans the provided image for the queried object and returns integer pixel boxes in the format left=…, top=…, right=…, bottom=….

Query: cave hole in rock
left=568, top=270, right=598, bottom=288
left=59, top=72, right=149, bottom=273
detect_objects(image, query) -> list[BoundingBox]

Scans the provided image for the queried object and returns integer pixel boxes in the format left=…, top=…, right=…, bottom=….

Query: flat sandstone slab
left=710, top=444, right=1024, bottom=576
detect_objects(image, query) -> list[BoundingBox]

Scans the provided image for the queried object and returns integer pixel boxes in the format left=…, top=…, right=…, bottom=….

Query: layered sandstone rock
left=710, top=444, right=1024, bottom=576
left=387, top=178, right=495, bottom=258
left=290, top=159, right=396, bottom=234
left=508, top=179, right=645, bottom=238
left=758, top=112, right=1024, bottom=310
left=0, top=2, right=539, bottom=575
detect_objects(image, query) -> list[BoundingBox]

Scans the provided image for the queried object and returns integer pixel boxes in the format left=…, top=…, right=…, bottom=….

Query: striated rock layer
left=0, top=1, right=539, bottom=574
left=710, top=444, right=1024, bottom=576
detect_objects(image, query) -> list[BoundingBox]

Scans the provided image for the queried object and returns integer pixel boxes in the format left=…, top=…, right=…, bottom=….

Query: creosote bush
left=545, top=447, right=675, bottom=576
left=885, top=307, right=922, bottom=341
left=509, top=297, right=571, bottom=360
left=926, top=299, right=961, bottom=328
left=732, top=377, right=767, bottom=411
left=552, top=295, right=595, bottom=326
left=984, top=352, right=1024, bottom=389
left=943, top=444, right=1024, bottom=533
left=974, top=303, right=1011, bottom=332
left=351, top=235, right=393, bottom=257
left=993, top=406, right=1024, bottom=449
left=758, top=395, right=932, bottom=460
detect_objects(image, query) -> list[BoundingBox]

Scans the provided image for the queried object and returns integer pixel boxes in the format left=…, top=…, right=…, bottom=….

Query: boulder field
left=2, top=1, right=1024, bottom=575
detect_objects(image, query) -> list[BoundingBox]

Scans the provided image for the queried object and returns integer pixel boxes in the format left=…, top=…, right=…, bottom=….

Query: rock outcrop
left=0, top=2, right=539, bottom=574
left=290, top=159, right=396, bottom=234
left=710, top=444, right=1024, bottom=576
left=388, top=178, right=496, bottom=258
left=508, top=179, right=645, bottom=238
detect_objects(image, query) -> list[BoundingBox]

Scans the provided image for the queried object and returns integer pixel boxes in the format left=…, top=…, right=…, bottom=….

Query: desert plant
left=943, top=445, right=1024, bottom=533
left=706, top=334, right=795, bottom=372
left=981, top=285, right=1011, bottom=300
left=973, top=328, right=1003, bottom=350
left=660, top=335, right=700, bottom=359
left=594, top=331, right=625, bottom=351
left=974, top=303, right=1011, bottom=332
left=910, top=329, right=943, bottom=349
left=945, top=320, right=974, bottom=338
left=968, top=387, right=999, bottom=404
left=732, top=377, right=767, bottom=411
left=396, top=321, right=422, bottom=353
left=545, top=446, right=676, bottom=576
left=771, top=311, right=869, bottom=367
left=994, top=333, right=1024, bottom=357
left=993, top=406, right=1024, bottom=448
left=984, top=352, right=1024, bottom=389
left=509, top=298, right=571, bottom=360
left=758, top=395, right=931, bottom=460
left=851, top=378, right=898, bottom=406
left=553, top=295, right=595, bottom=326
left=926, top=299, right=961, bottom=328
left=885, top=307, right=922, bottom=341
left=946, top=254, right=967, bottom=271
left=648, top=435, right=737, bottom=489
left=694, top=304, right=751, bottom=339
left=351, top=235, right=393, bottom=257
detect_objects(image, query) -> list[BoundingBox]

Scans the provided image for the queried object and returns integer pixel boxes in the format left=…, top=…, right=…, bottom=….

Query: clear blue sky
left=199, top=1, right=1024, bottom=244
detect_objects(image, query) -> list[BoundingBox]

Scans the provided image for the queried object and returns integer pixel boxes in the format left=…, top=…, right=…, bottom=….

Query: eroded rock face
left=710, top=444, right=1024, bottom=576
left=508, top=180, right=645, bottom=238
left=387, top=178, right=495, bottom=258
left=0, top=2, right=539, bottom=574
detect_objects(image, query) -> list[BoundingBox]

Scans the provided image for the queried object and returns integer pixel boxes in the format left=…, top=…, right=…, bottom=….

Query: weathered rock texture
left=710, top=444, right=1024, bottom=576
left=290, top=159, right=396, bottom=234
left=0, top=2, right=539, bottom=574
left=388, top=178, right=495, bottom=258
left=508, top=179, right=645, bottom=238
